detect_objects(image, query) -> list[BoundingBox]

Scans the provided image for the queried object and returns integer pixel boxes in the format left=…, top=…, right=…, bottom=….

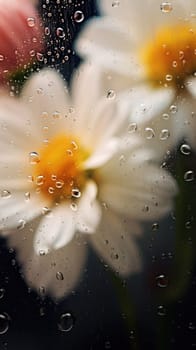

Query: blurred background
left=0, top=0, right=196, bottom=349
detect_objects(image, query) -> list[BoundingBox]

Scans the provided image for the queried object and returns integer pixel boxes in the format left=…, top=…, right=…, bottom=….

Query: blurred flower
left=0, top=67, right=177, bottom=298
left=0, top=0, right=43, bottom=81
left=76, top=0, right=196, bottom=153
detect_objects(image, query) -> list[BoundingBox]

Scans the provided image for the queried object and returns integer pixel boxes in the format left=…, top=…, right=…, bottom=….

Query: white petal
left=34, top=205, right=76, bottom=253
left=0, top=192, right=44, bottom=232
left=76, top=17, right=142, bottom=78
left=8, top=219, right=87, bottom=299
left=99, top=162, right=177, bottom=220
left=90, top=210, right=142, bottom=276
left=21, top=69, right=74, bottom=137
left=76, top=181, right=101, bottom=234
left=84, top=138, right=119, bottom=169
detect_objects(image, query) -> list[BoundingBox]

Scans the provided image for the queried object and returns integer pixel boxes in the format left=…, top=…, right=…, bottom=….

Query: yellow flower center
left=30, top=134, right=90, bottom=203
left=140, top=24, right=196, bottom=87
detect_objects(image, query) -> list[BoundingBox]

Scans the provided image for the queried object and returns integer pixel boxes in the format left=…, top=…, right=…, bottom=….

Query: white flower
left=0, top=67, right=176, bottom=298
left=76, top=0, right=196, bottom=153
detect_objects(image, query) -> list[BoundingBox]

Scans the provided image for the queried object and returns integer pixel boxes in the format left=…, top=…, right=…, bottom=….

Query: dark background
left=0, top=1, right=196, bottom=349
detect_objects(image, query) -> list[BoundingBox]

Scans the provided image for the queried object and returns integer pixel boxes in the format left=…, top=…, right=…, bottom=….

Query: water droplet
left=56, top=27, right=65, bottom=38
left=36, top=52, right=44, bottom=62
left=160, top=2, right=173, bottom=13
left=165, top=74, right=173, bottom=81
left=71, top=188, right=81, bottom=198
left=180, top=144, right=191, bottom=155
left=0, top=55, right=4, bottom=62
left=27, top=17, right=35, bottom=27
left=112, top=0, right=120, bottom=7
left=39, top=286, right=46, bottom=296
left=162, top=113, right=170, bottom=120
left=39, top=249, right=48, bottom=256
left=17, top=219, right=26, bottom=230
left=128, top=122, right=137, bottom=133
left=157, top=305, right=166, bottom=316
left=184, top=170, right=194, bottom=182
left=56, top=272, right=64, bottom=280
left=48, top=187, right=55, bottom=194
left=159, top=129, right=170, bottom=140
left=107, top=89, right=116, bottom=99
left=74, top=10, right=84, bottom=23
left=42, top=207, right=52, bottom=216
left=24, top=192, right=30, bottom=201
left=44, top=27, right=50, bottom=36
left=152, top=222, right=159, bottom=231
left=70, top=202, right=78, bottom=211
left=1, top=190, right=11, bottom=199
left=169, top=105, right=178, bottom=114
left=58, top=313, right=74, bottom=332
left=36, top=175, right=44, bottom=186
left=144, top=127, right=155, bottom=139
left=55, top=180, right=64, bottom=189
left=0, top=288, right=5, bottom=299
left=156, top=274, right=168, bottom=288
left=0, top=313, right=10, bottom=334
left=29, top=151, right=40, bottom=165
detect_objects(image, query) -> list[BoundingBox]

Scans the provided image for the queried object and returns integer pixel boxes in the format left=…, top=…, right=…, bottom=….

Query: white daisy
left=0, top=67, right=177, bottom=297
left=76, top=0, right=196, bottom=153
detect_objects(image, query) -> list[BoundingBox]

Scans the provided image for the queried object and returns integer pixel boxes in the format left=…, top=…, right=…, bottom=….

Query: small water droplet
left=56, top=272, right=64, bottom=281
left=184, top=170, right=194, bottom=182
left=156, top=274, right=168, bottom=288
left=44, top=27, right=50, bottom=36
left=128, top=122, right=137, bottom=133
left=165, top=74, right=173, bottom=81
left=56, top=27, right=65, bottom=38
left=58, top=313, right=75, bottom=332
left=17, top=219, right=26, bottom=230
left=0, top=55, right=4, bottom=62
left=145, top=127, right=155, bottom=139
left=55, top=180, right=64, bottom=189
left=1, top=190, right=11, bottom=199
left=169, top=105, right=178, bottom=114
left=27, top=17, right=36, bottom=27
left=70, top=202, right=78, bottom=211
left=36, top=175, right=44, bottom=186
left=157, top=305, right=166, bottom=316
left=159, top=129, right=170, bottom=140
left=71, top=188, right=81, bottom=198
left=162, top=113, right=170, bottom=120
left=152, top=222, right=159, bottom=231
left=0, top=313, right=10, bottom=334
left=160, top=2, right=173, bottom=13
left=29, top=151, right=40, bottom=165
left=74, top=10, right=84, bottom=23
left=112, top=0, right=120, bottom=7
left=180, top=144, right=191, bottom=155
left=107, top=89, right=116, bottom=99
left=0, top=288, right=5, bottom=299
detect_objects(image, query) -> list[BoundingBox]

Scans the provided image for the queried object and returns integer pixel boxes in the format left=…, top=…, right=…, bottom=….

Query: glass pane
left=0, top=1, right=195, bottom=349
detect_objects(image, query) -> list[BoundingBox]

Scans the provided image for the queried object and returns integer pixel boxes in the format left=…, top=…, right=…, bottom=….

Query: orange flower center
left=140, top=24, right=196, bottom=87
left=29, top=134, right=90, bottom=203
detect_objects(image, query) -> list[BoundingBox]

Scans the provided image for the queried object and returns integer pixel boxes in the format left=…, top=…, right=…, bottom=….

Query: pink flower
left=0, top=0, right=43, bottom=80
